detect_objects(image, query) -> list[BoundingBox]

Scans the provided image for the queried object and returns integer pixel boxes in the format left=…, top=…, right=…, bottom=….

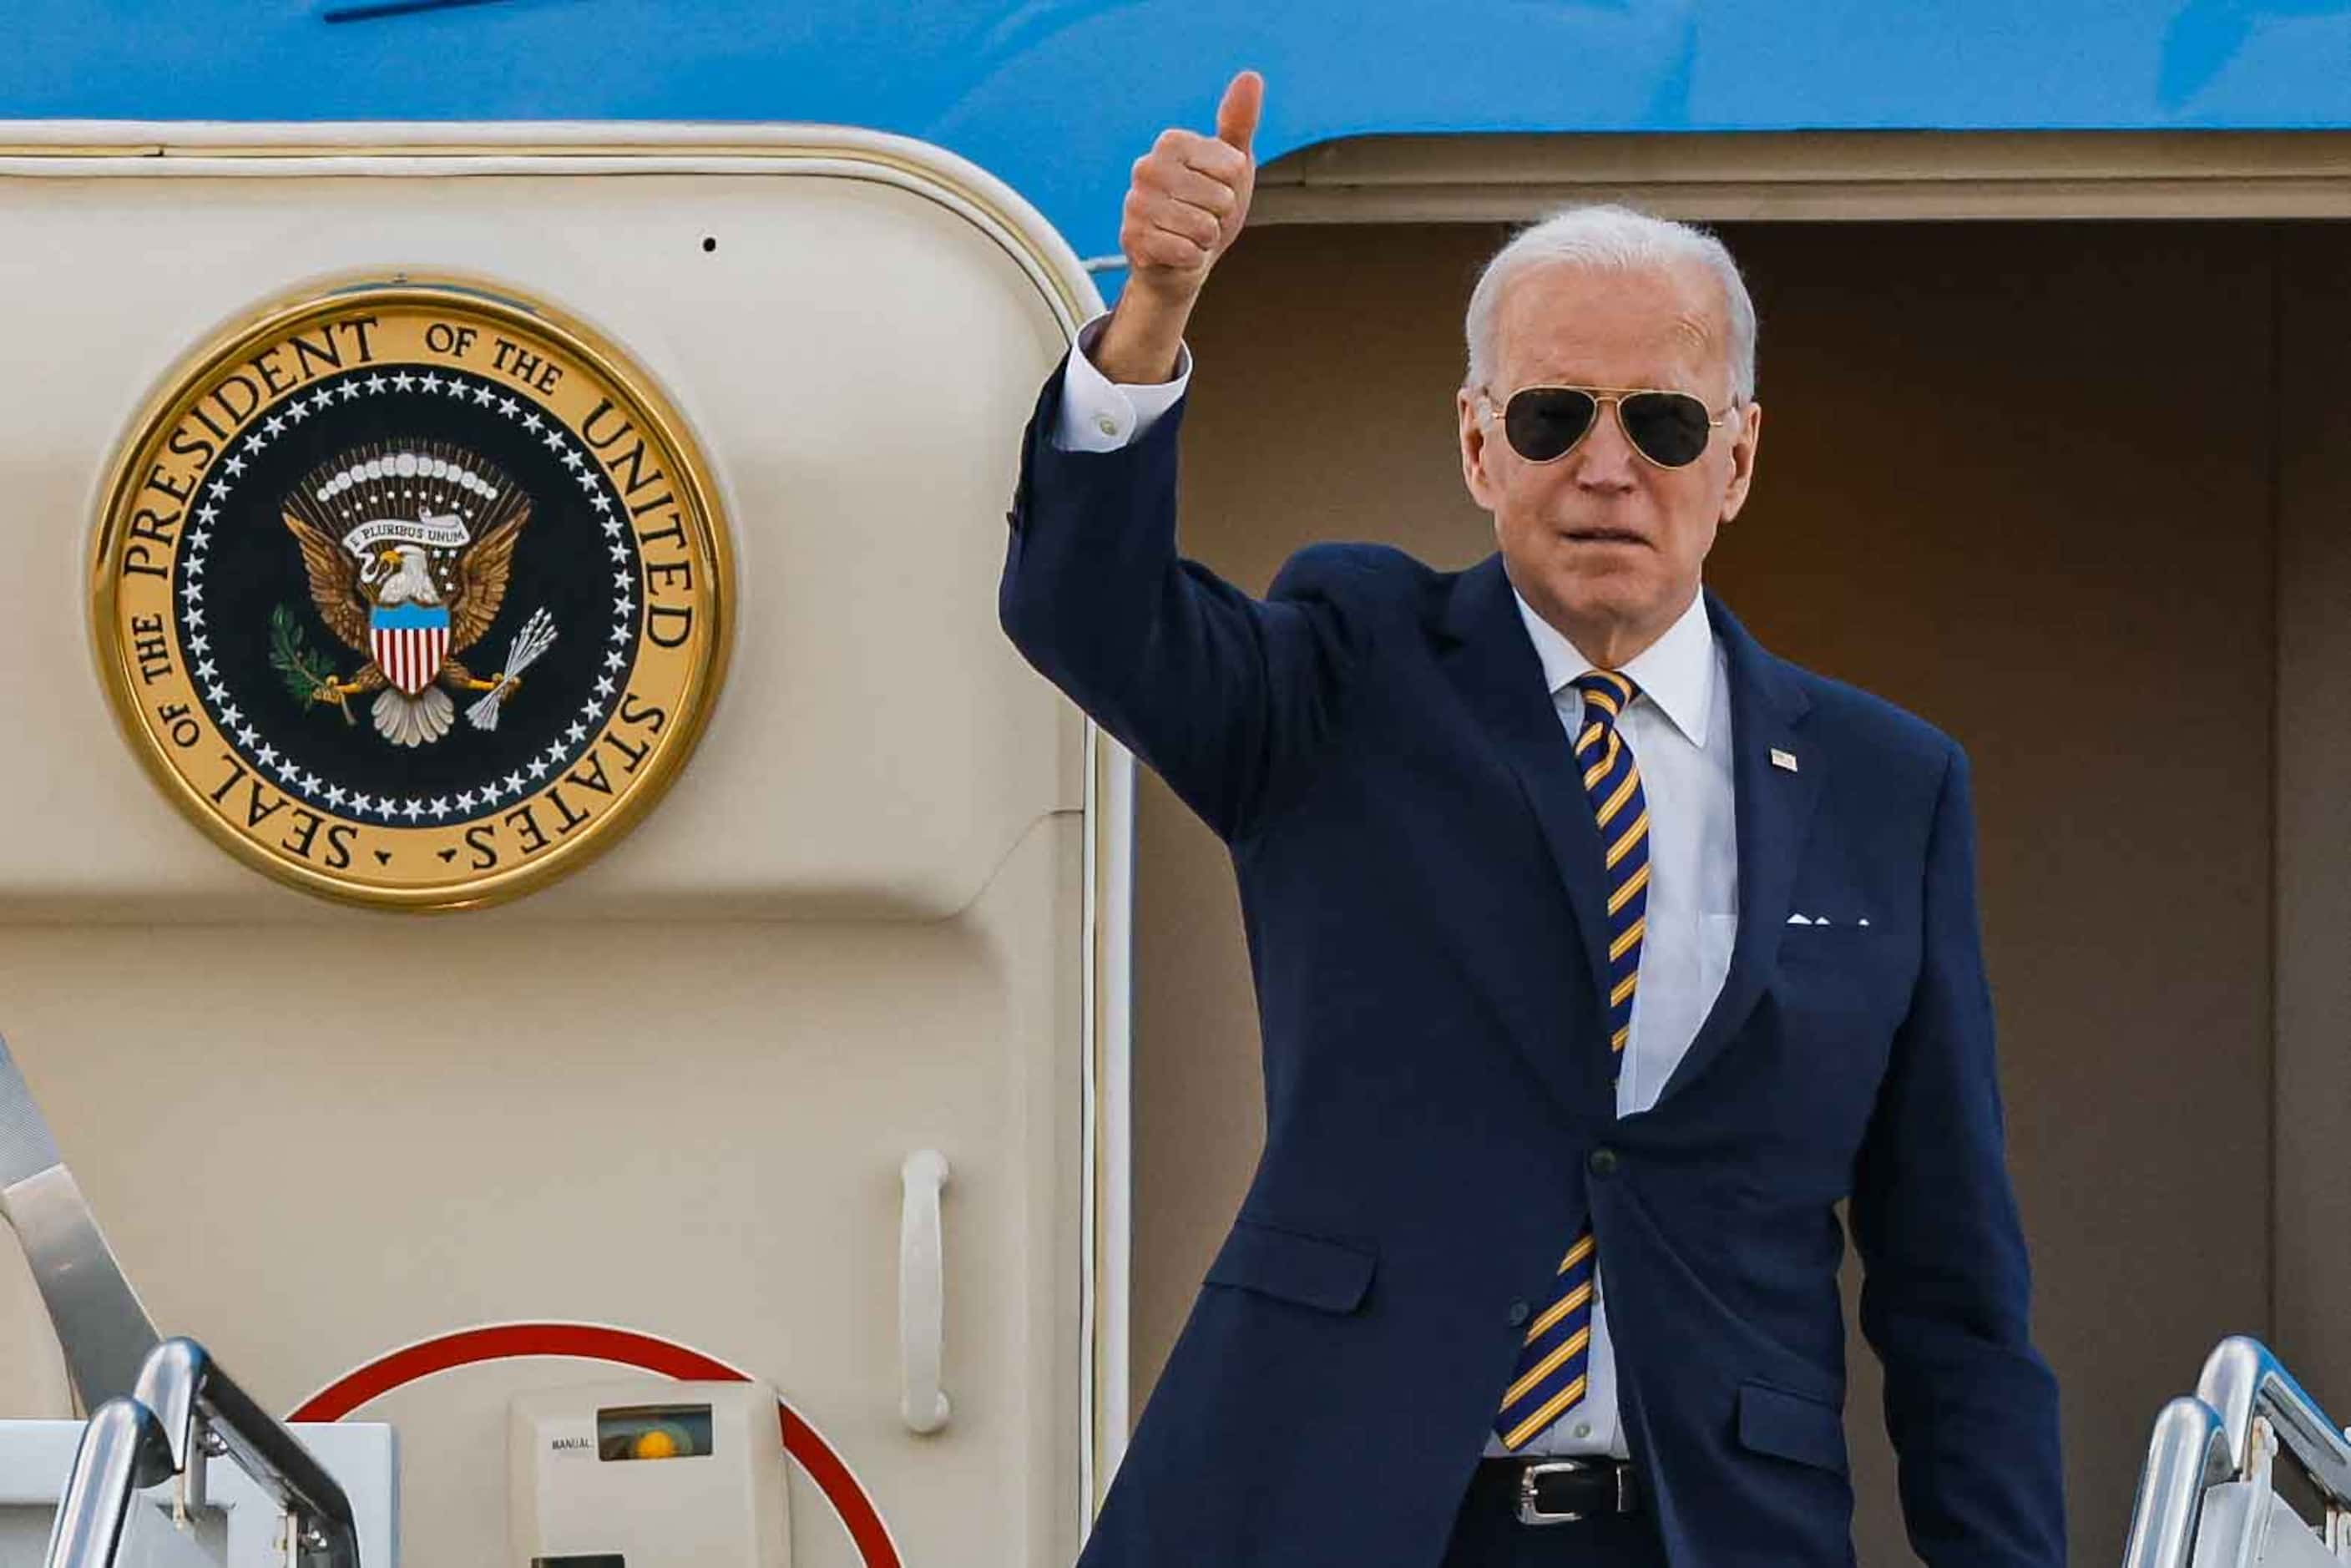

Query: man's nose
left=1570, top=402, right=1641, bottom=489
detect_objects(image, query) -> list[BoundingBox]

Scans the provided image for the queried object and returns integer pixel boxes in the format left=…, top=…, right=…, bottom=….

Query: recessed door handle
left=898, top=1150, right=951, bottom=1435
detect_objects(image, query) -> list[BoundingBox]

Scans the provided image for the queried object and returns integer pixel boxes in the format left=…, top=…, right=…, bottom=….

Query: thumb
left=1215, top=69, right=1263, bottom=158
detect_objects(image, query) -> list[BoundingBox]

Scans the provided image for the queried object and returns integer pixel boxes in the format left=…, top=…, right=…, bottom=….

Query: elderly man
left=999, top=68, right=2065, bottom=1568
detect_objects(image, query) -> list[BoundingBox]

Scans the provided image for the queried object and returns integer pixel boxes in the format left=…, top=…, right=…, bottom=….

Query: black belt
left=1471, top=1455, right=1643, bottom=1525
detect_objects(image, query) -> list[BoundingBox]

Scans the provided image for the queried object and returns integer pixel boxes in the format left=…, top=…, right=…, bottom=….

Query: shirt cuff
left=1050, top=308, right=1193, bottom=452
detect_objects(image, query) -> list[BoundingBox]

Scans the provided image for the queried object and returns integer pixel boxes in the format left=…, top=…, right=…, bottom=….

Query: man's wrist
left=1091, top=282, right=1195, bottom=384
left=1052, top=311, right=1189, bottom=451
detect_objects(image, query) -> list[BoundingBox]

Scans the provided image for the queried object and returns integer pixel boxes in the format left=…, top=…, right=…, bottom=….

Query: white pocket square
left=1786, top=913, right=1869, bottom=927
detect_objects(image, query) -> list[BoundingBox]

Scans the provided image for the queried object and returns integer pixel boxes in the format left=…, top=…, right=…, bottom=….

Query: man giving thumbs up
left=999, top=66, right=2065, bottom=1568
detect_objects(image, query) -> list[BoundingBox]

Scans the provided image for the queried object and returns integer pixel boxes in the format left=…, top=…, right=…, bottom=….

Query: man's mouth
left=1564, top=528, right=1647, bottom=546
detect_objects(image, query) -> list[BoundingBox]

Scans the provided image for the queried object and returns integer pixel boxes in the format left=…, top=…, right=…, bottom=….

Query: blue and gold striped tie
left=1493, top=667, right=1650, bottom=1451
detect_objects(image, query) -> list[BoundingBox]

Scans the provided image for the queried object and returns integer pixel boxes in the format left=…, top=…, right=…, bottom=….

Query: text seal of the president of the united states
left=92, top=276, right=731, bottom=910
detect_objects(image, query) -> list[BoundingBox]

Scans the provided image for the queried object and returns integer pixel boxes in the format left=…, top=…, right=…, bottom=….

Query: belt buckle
left=1516, top=1458, right=1595, bottom=1526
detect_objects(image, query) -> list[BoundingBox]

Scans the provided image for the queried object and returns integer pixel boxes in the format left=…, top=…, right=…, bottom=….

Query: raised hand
left=1093, top=69, right=1262, bottom=383
left=1122, top=68, right=1261, bottom=305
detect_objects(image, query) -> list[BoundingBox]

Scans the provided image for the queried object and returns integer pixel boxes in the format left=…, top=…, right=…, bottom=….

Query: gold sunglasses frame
left=1474, top=383, right=1735, bottom=470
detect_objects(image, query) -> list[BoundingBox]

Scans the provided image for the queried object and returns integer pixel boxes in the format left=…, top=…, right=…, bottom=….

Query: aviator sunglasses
left=1475, top=384, right=1732, bottom=470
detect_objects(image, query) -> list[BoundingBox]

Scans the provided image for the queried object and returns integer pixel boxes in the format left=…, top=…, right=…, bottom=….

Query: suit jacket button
left=1588, top=1146, right=1620, bottom=1177
left=1507, top=1299, right=1530, bottom=1327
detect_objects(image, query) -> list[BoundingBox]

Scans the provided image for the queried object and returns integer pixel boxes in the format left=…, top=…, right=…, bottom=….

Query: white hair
left=1463, top=203, right=1757, bottom=407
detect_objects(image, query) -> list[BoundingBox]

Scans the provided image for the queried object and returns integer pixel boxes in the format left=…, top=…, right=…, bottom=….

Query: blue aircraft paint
left=8, top=3, right=2348, bottom=281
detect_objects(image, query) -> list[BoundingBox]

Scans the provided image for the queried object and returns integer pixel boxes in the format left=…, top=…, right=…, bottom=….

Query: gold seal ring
left=90, top=272, right=732, bottom=911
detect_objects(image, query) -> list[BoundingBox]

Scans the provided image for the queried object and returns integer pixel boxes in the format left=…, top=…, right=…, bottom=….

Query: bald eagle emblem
left=279, top=443, right=558, bottom=746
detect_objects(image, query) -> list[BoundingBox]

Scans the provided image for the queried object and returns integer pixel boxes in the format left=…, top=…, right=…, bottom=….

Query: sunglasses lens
left=1503, top=388, right=1596, bottom=463
left=1620, top=392, right=1714, bottom=468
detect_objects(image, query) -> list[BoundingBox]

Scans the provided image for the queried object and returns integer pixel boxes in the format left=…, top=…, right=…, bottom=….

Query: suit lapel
left=1649, top=585, right=1823, bottom=1110
left=1437, top=555, right=1616, bottom=1122
left=1435, top=559, right=1823, bottom=1122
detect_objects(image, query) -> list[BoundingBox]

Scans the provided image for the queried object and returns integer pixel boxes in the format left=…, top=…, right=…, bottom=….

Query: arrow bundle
left=465, top=606, right=557, bottom=732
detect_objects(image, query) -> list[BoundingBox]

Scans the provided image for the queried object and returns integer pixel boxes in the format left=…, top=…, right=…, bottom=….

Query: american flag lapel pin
left=1770, top=747, right=1799, bottom=772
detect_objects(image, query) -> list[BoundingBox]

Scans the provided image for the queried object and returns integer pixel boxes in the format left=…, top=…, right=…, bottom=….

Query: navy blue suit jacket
left=999, top=350, right=2065, bottom=1567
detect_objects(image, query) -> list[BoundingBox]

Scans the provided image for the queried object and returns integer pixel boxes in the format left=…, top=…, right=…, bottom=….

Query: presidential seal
left=91, top=276, right=731, bottom=909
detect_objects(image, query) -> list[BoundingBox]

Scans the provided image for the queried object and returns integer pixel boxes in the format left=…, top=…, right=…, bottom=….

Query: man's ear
left=1459, top=387, right=1499, bottom=511
left=1719, top=399, right=1763, bottom=524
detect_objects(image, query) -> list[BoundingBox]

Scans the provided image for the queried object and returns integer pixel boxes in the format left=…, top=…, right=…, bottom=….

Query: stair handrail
left=41, top=1335, right=360, bottom=1568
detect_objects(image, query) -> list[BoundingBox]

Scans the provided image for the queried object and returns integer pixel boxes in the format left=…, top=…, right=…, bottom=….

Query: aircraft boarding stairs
left=2125, top=1336, right=2351, bottom=1566
left=14, top=1329, right=2351, bottom=1566
left=34, top=1338, right=372, bottom=1568
left=37, top=1333, right=2351, bottom=1568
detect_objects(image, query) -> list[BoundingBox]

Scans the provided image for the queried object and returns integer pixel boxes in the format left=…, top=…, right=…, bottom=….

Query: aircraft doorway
left=1127, top=213, right=2351, bottom=1565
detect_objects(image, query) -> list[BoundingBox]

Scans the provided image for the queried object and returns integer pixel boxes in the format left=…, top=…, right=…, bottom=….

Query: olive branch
left=269, top=604, right=353, bottom=725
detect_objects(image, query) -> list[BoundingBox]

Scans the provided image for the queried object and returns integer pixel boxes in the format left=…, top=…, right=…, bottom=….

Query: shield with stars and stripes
left=369, top=602, right=452, bottom=696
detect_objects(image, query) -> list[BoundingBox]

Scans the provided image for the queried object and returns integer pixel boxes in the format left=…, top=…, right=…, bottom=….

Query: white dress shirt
left=1052, top=306, right=1741, bottom=1459
left=1494, top=580, right=1739, bottom=1457
left=1051, top=310, right=1192, bottom=452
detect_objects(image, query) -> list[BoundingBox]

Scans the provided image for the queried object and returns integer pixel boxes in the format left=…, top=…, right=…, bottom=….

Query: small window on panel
left=596, top=1404, right=715, bottom=1461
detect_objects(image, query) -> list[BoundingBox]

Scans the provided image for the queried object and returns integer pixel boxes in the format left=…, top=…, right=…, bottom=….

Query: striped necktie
left=1492, top=667, right=1649, bottom=1452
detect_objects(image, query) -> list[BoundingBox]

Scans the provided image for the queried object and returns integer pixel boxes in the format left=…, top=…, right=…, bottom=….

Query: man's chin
left=1545, top=570, right=1654, bottom=616
left=1529, top=573, right=1687, bottom=636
